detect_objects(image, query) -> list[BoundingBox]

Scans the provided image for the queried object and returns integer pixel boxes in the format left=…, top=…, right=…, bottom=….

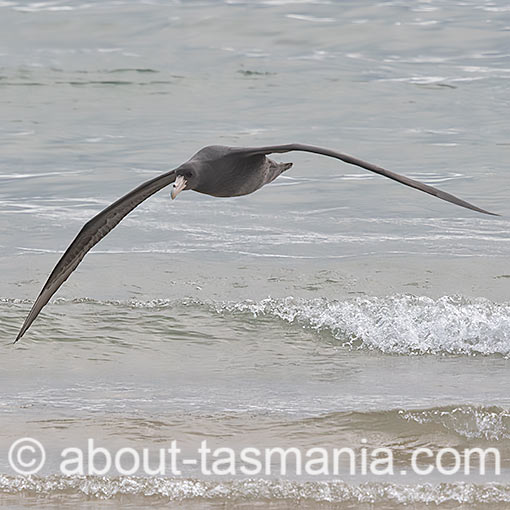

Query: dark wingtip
left=13, top=320, right=30, bottom=344
left=480, top=209, right=500, bottom=217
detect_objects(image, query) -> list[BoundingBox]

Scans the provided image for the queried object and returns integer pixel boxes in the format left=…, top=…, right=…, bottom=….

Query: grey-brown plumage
left=14, top=143, right=498, bottom=342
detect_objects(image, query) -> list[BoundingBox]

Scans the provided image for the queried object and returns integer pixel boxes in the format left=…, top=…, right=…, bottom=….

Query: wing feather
left=233, top=144, right=498, bottom=216
left=14, top=169, right=178, bottom=342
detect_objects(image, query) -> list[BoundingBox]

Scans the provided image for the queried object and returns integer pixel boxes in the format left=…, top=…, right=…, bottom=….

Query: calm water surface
left=1, top=0, right=509, bottom=508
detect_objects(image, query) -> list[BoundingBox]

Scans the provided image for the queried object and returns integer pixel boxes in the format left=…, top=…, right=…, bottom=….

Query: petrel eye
left=185, top=171, right=192, bottom=179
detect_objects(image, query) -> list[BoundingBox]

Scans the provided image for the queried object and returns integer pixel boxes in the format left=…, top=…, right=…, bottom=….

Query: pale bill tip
left=171, top=175, right=187, bottom=200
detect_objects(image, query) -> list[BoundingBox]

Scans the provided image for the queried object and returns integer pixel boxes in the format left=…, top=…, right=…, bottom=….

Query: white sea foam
left=1, top=475, right=510, bottom=503
left=217, top=295, right=510, bottom=356
left=401, top=405, right=510, bottom=441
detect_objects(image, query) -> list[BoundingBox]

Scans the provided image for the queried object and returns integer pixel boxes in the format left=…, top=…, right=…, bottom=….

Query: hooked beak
left=171, top=175, right=187, bottom=200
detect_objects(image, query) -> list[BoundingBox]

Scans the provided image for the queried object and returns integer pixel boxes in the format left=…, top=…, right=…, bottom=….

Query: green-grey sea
left=1, top=0, right=509, bottom=508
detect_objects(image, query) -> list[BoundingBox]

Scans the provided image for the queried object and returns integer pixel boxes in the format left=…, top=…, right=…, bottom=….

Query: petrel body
left=14, top=143, right=497, bottom=342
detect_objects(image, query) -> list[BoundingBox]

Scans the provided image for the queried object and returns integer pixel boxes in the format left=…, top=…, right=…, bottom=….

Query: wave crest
left=1, top=475, right=510, bottom=504
left=217, top=295, right=510, bottom=356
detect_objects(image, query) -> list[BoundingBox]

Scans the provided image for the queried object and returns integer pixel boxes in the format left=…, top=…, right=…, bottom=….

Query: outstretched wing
left=232, top=143, right=498, bottom=216
left=14, top=168, right=178, bottom=343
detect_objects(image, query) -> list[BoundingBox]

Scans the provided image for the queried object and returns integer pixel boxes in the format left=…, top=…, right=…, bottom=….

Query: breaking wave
left=1, top=475, right=510, bottom=505
left=3, top=294, right=510, bottom=356
left=216, top=295, right=510, bottom=356
left=400, top=405, right=510, bottom=441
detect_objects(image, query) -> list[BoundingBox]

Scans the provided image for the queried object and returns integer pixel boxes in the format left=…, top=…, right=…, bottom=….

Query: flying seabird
left=14, top=143, right=498, bottom=342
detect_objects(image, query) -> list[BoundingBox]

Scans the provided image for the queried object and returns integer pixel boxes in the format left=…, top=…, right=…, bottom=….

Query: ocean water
left=1, top=0, right=509, bottom=508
